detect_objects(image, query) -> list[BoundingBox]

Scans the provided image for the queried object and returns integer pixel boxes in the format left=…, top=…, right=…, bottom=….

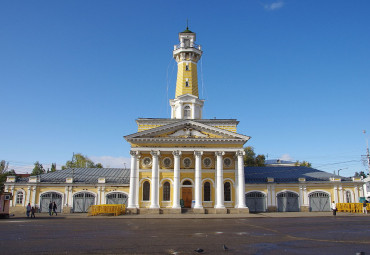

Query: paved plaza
left=1, top=214, right=370, bottom=254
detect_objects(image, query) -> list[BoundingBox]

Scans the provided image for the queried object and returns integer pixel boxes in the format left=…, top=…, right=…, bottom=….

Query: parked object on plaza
left=89, top=204, right=126, bottom=216
left=336, top=203, right=370, bottom=213
left=0, top=192, right=12, bottom=218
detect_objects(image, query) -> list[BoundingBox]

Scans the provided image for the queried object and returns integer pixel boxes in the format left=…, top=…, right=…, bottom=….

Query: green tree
left=62, top=153, right=103, bottom=169
left=294, top=160, right=312, bottom=167
left=50, top=163, right=57, bottom=172
left=0, top=160, right=16, bottom=192
left=243, top=146, right=266, bottom=167
left=0, top=160, right=8, bottom=174
left=31, top=161, right=45, bottom=176
left=354, top=171, right=367, bottom=178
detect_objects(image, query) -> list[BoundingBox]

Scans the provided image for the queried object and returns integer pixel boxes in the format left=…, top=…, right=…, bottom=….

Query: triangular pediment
left=124, top=120, right=250, bottom=144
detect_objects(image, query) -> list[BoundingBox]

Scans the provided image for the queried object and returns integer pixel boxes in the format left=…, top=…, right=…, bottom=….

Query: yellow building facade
left=5, top=28, right=365, bottom=215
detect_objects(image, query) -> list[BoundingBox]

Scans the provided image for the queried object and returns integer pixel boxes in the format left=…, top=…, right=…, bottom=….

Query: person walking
left=331, top=201, right=337, bottom=216
left=30, top=206, right=36, bottom=218
left=26, top=203, right=31, bottom=218
left=48, top=201, right=53, bottom=216
left=52, top=201, right=58, bottom=216
left=363, top=200, right=368, bottom=214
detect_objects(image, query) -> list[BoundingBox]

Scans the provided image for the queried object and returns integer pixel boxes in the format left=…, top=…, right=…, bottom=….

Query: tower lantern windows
left=184, top=105, right=191, bottom=119
left=185, top=64, right=189, bottom=71
left=185, top=78, right=189, bottom=87
left=184, top=39, right=190, bottom=48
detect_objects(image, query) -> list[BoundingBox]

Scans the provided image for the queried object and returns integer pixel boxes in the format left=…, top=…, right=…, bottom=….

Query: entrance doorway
left=182, top=187, right=192, bottom=208
left=40, top=192, right=62, bottom=213
left=73, top=192, right=95, bottom=213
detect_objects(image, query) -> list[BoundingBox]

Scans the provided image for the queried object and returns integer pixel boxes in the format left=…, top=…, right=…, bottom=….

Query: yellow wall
left=175, top=62, right=198, bottom=98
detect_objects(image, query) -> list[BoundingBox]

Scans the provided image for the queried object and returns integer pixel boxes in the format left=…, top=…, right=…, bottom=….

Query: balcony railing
left=174, top=43, right=201, bottom=51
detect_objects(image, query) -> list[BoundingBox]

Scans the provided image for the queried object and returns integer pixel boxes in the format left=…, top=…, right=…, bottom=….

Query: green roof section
left=181, top=26, right=194, bottom=33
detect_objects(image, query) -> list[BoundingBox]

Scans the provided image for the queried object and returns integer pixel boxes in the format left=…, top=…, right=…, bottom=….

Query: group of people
left=48, top=201, right=58, bottom=216
left=26, top=203, right=36, bottom=218
left=26, top=201, right=58, bottom=218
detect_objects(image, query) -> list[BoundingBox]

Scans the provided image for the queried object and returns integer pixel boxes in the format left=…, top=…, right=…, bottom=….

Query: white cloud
left=90, top=156, right=130, bottom=168
left=280, top=154, right=293, bottom=161
left=264, top=1, right=284, bottom=11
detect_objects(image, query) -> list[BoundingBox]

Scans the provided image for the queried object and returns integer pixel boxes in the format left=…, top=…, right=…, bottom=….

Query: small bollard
left=356, top=252, right=365, bottom=255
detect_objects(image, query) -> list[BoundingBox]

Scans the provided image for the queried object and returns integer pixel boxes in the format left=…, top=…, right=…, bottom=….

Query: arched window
left=184, top=105, right=191, bottom=118
left=16, top=192, right=24, bottom=204
left=163, top=182, right=170, bottom=201
left=345, top=191, right=352, bottom=203
left=183, top=180, right=192, bottom=185
left=204, top=182, right=211, bottom=201
left=143, top=181, right=150, bottom=201
left=224, top=182, right=231, bottom=201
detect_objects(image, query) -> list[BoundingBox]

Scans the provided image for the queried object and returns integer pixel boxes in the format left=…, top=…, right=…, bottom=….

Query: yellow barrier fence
left=336, top=203, right=370, bottom=213
left=88, top=204, right=126, bottom=216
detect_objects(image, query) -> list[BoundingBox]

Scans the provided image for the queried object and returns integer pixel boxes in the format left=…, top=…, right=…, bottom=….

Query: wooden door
left=182, top=187, right=192, bottom=208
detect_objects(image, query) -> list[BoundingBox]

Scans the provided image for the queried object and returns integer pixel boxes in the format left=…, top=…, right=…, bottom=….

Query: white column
left=135, top=156, right=140, bottom=207
left=26, top=186, right=31, bottom=205
left=234, top=166, right=239, bottom=208
left=359, top=186, right=364, bottom=197
left=150, top=150, right=160, bottom=208
left=191, top=104, right=195, bottom=119
left=179, top=102, right=184, bottom=119
left=64, top=186, right=69, bottom=206
left=339, top=186, right=343, bottom=203
left=128, top=150, right=139, bottom=208
left=101, top=187, right=106, bottom=204
left=354, top=186, right=359, bottom=202
left=68, top=187, right=73, bottom=207
left=236, top=150, right=247, bottom=208
left=31, top=186, right=36, bottom=207
left=215, top=151, right=225, bottom=208
left=194, top=151, right=203, bottom=209
left=267, top=185, right=272, bottom=207
left=334, top=185, right=338, bottom=203
left=97, top=187, right=101, bottom=205
left=10, top=186, right=15, bottom=207
left=271, top=185, right=276, bottom=207
left=172, top=150, right=181, bottom=209
left=303, top=186, right=308, bottom=205
left=299, top=185, right=303, bottom=207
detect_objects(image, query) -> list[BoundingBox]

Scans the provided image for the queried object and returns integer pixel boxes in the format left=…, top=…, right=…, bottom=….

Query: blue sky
left=1, top=0, right=369, bottom=176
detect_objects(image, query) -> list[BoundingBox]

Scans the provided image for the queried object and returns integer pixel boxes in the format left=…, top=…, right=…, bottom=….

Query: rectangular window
left=185, top=64, right=189, bottom=71
left=16, top=192, right=23, bottom=204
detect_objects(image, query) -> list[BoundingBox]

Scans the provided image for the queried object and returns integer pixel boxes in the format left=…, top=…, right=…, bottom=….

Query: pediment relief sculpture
left=168, top=128, right=209, bottom=138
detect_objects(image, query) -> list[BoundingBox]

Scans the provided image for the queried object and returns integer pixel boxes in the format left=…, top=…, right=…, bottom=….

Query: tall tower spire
left=170, top=27, right=204, bottom=119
